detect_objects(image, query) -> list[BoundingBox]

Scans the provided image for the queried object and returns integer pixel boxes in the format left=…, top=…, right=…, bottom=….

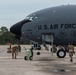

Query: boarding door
left=42, top=33, right=54, bottom=55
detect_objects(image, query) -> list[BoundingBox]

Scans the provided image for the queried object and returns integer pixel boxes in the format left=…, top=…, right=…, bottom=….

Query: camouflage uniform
left=11, top=46, right=18, bottom=59
left=18, top=45, right=21, bottom=52
left=68, top=44, right=75, bottom=62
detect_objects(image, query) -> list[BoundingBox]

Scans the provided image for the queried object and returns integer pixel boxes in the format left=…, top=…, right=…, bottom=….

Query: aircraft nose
left=10, top=19, right=31, bottom=36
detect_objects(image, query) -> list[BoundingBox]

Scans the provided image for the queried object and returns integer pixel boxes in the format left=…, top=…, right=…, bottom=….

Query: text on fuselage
left=38, top=23, right=76, bottom=30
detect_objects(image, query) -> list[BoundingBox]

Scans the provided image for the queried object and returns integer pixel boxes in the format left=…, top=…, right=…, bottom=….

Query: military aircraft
left=10, top=5, right=76, bottom=58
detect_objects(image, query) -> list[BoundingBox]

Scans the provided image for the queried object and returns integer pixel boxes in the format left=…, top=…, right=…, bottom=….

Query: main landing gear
left=56, top=46, right=66, bottom=58
left=42, top=33, right=66, bottom=58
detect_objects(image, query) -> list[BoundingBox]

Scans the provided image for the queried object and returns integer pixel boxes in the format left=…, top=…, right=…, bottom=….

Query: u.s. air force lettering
left=38, top=23, right=76, bottom=30
left=61, top=24, right=76, bottom=29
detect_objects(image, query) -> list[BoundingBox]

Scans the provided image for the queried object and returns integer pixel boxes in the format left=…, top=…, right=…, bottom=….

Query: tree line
left=0, top=26, right=30, bottom=45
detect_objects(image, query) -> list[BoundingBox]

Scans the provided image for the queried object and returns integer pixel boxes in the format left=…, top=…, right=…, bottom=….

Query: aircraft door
left=42, top=33, right=54, bottom=43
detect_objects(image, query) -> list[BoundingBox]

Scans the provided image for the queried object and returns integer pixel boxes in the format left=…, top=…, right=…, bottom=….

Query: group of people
left=8, top=42, right=75, bottom=62
left=24, top=42, right=75, bottom=62
left=8, top=44, right=34, bottom=60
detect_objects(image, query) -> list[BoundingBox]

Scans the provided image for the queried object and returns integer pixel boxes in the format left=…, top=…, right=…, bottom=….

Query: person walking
left=11, top=46, right=18, bottom=59
left=18, top=45, right=21, bottom=52
left=30, top=47, right=34, bottom=59
left=67, top=42, right=75, bottom=62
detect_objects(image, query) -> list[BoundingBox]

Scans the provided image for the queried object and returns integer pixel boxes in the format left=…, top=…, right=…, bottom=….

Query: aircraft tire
left=57, top=49, right=66, bottom=58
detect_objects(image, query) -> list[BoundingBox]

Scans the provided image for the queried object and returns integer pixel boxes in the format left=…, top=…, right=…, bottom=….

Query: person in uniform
left=43, top=42, right=49, bottom=51
left=18, top=45, right=21, bottom=52
left=11, top=46, right=18, bottom=59
left=30, top=47, right=33, bottom=59
left=67, top=42, right=75, bottom=62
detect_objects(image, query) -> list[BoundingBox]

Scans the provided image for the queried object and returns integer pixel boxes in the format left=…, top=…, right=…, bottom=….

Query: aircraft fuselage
left=10, top=5, right=76, bottom=45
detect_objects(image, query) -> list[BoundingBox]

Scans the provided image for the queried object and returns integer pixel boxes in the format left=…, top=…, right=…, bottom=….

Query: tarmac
left=0, top=45, right=76, bottom=75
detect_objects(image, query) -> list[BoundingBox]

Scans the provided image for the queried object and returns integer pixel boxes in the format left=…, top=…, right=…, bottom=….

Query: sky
left=0, top=0, right=76, bottom=29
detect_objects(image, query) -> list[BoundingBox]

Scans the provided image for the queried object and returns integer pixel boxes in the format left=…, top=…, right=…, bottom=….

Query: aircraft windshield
left=25, top=14, right=39, bottom=21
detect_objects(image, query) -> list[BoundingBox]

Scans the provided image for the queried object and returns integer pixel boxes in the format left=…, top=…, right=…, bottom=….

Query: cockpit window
left=25, top=14, right=40, bottom=21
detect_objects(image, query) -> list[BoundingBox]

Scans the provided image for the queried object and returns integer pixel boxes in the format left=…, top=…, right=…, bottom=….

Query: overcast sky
left=0, top=0, right=76, bottom=29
